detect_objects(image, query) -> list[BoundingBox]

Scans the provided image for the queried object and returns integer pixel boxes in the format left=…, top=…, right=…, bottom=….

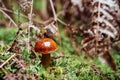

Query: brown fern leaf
left=98, top=51, right=117, bottom=71
left=91, top=0, right=119, bottom=39
left=81, top=36, right=97, bottom=58
left=81, top=0, right=119, bottom=71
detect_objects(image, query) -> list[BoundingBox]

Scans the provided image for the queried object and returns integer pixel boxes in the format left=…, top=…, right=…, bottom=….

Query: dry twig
left=28, top=0, right=34, bottom=53
left=0, top=53, right=16, bottom=68
left=0, top=8, right=17, bottom=27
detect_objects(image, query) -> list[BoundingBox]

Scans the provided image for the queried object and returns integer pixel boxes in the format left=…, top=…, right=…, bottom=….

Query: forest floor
left=0, top=27, right=120, bottom=80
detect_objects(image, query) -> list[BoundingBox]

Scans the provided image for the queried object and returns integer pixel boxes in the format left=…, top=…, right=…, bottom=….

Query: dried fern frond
left=92, top=0, right=119, bottom=39
left=81, top=0, right=120, bottom=71
left=98, top=51, right=117, bottom=71
left=71, top=0, right=84, bottom=11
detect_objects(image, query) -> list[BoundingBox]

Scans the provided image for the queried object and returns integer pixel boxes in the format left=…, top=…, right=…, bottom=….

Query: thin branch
left=1, top=68, right=7, bottom=74
left=8, top=28, right=22, bottom=52
left=0, top=53, right=16, bottom=68
left=28, top=0, right=34, bottom=53
left=8, top=3, right=22, bottom=53
left=28, top=0, right=34, bottom=25
left=0, top=7, right=27, bottom=18
left=49, top=0, right=63, bottom=55
left=49, top=0, right=57, bottom=21
left=0, top=8, right=17, bottom=27
left=0, top=7, right=67, bottom=27
left=57, top=18, right=68, bottom=26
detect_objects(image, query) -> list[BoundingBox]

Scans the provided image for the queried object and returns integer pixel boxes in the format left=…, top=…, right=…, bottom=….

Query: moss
left=0, top=27, right=17, bottom=44
left=0, top=27, right=120, bottom=79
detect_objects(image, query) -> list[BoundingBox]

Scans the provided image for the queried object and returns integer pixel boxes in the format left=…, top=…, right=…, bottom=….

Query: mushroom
left=34, top=38, right=58, bottom=67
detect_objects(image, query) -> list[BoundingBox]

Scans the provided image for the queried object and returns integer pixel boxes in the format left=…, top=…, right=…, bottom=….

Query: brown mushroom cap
left=34, top=38, right=58, bottom=54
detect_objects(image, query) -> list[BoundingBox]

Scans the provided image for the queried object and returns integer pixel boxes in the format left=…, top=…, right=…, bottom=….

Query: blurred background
left=0, top=0, right=120, bottom=80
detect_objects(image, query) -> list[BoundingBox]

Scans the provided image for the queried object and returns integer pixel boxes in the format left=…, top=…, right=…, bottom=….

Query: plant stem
left=41, top=54, right=51, bottom=67
left=0, top=53, right=16, bottom=68
left=0, top=8, right=17, bottom=27
left=28, top=0, right=34, bottom=53
left=49, top=0, right=57, bottom=21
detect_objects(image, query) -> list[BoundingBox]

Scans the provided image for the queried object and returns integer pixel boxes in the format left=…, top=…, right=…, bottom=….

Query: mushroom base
left=41, top=54, right=51, bottom=67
